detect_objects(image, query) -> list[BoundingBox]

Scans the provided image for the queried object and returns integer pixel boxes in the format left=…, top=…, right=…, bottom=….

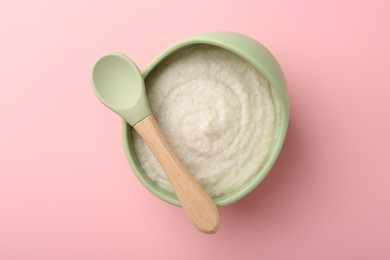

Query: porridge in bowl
left=132, top=45, right=280, bottom=198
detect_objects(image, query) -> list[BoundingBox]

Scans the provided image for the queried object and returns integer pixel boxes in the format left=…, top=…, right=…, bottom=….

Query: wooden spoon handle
left=134, top=115, right=220, bottom=233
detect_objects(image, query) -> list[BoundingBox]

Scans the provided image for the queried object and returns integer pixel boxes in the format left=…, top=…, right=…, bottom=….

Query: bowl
left=122, top=31, right=289, bottom=207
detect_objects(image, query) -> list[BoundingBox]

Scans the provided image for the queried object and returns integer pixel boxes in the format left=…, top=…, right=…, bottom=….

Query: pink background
left=1, top=0, right=390, bottom=259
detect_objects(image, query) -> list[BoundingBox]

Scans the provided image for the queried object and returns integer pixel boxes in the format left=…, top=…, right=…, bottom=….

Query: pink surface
left=1, top=0, right=390, bottom=259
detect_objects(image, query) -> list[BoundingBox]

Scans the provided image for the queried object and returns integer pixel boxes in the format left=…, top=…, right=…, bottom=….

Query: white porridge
left=132, top=45, right=279, bottom=197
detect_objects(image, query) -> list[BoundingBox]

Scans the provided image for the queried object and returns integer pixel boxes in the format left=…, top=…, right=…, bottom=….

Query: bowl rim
left=121, top=31, right=289, bottom=207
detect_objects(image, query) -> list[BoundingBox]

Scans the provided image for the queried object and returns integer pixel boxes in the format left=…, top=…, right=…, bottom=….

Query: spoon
left=91, top=52, right=220, bottom=234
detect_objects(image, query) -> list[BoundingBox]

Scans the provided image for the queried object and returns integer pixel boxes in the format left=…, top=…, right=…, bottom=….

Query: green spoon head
left=91, top=52, right=151, bottom=126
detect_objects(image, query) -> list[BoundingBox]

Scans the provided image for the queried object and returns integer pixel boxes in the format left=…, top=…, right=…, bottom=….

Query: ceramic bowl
left=122, top=31, right=289, bottom=207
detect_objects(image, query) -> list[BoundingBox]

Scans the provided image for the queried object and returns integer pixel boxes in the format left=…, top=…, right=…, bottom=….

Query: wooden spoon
left=90, top=52, right=220, bottom=233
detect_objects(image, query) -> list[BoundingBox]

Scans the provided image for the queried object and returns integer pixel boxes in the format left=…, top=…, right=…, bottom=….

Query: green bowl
left=122, top=31, right=289, bottom=207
